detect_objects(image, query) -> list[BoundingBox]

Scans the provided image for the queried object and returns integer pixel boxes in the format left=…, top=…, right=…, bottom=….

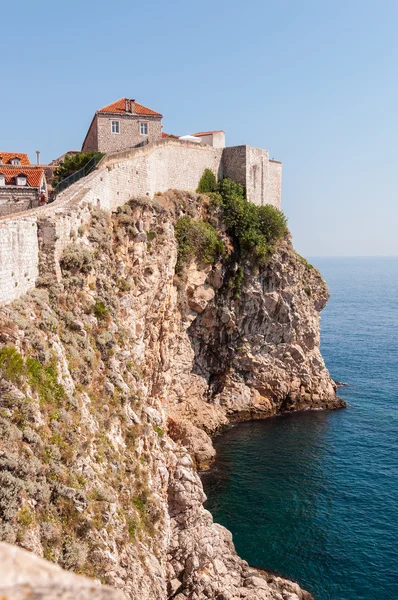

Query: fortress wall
left=0, top=138, right=282, bottom=306
left=0, top=140, right=224, bottom=306
left=268, top=160, right=282, bottom=209
left=245, top=146, right=270, bottom=208
left=0, top=216, right=39, bottom=304
left=221, top=146, right=247, bottom=188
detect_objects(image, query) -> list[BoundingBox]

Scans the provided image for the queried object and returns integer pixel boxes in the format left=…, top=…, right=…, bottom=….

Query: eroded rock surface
left=0, top=542, right=125, bottom=599
left=0, top=190, right=340, bottom=599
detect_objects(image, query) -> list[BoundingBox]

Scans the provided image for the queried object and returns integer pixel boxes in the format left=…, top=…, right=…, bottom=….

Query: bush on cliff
left=53, top=152, right=103, bottom=187
left=197, top=169, right=218, bottom=193
left=175, top=217, right=225, bottom=273
left=60, top=244, right=94, bottom=274
left=217, top=178, right=288, bottom=265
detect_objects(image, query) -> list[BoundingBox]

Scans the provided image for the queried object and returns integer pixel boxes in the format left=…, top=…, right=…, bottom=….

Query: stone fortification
left=0, top=138, right=281, bottom=306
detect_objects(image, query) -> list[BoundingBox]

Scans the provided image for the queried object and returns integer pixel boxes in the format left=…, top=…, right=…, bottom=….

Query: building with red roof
left=82, top=97, right=163, bottom=154
left=0, top=153, right=47, bottom=217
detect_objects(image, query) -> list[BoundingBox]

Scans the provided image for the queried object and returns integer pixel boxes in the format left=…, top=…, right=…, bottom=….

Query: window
left=140, top=122, right=148, bottom=135
left=0, top=174, right=5, bottom=187
left=111, top=120, right=120, bottom=134
left=16, top=175, right=27, bottom=186
left=11, top=158, right=20, bottom=165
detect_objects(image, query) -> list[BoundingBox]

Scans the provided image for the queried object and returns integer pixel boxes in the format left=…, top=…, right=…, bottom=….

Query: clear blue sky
left=2, top=0, right=397, bottom=256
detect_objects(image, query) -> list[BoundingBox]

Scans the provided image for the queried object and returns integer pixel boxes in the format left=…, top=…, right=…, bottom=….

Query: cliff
left=0, top=190, right=343, bottom=600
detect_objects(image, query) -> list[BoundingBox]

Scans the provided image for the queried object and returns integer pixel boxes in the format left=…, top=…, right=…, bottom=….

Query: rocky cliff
left=0, top=190, right=343, bottom=600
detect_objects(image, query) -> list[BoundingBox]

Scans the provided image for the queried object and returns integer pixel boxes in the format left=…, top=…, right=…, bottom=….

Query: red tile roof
left=0, top=152, right=30, bottom=166
left=192, top=130, right=224, bottom=137
left=98, top=98, right=162, bottom=117
left=0, top=166, right=45, bottom=187
left=161, top=132, right=179, bottom=139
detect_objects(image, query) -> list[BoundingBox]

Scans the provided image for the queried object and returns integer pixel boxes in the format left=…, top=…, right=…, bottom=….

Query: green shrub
left=175, top=217, right=225, bottom=273
left=228, top=265, right=245, bottom=299
left=0, top=347, right=24, bottom=383
left=217, top=178, right=288, bottom=265
left=26, top=358, right=66, bottom=406
left=127, top=517, right=137, bottom=540
left=153, top=425, right=164, bottom=437
left=93, top=300, right=109, bottom=320
left=116, top=278, right=131, bottom=292
left=197, top=168, right=218, bottom=193
left=60, top=244, right=93, bottom=274
left=53, top=152, right=103, bottom=187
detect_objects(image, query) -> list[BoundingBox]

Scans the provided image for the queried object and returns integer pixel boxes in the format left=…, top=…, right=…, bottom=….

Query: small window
left=16, top=175, right=27, bottom=186
left=140, top=122, right=148, bottom=135
left=11, top=158, right=21, bottom=165
left=111, top=120, right=120, bottom=134
left=0, top=174, right=5, bottom=186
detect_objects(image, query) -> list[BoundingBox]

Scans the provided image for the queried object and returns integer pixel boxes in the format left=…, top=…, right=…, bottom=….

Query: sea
left=201, top=257, right=398, bottom=600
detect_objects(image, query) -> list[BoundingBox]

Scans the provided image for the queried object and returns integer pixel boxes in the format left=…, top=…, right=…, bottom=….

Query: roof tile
left=0, top=166, right=44, bottom=187
left=0, top=152, right=30, bottom=166
left=98, top=98, right=162, bottom=117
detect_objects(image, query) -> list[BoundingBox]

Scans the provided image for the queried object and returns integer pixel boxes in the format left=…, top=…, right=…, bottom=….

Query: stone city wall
left=0, top=138, right=282, bottom=306
left=0, top=187, right=40, bottom=217
left=0, top=216, right=39, bottom=304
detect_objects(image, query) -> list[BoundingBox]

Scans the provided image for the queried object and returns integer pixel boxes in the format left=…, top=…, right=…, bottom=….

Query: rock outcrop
left=0, top=190, right=342, bottom=599
left=0, top=542, right=125, bottom=599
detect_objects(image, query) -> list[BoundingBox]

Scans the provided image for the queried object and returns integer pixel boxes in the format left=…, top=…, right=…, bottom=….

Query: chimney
left=36, top=150, right=40, bottom=166
left=125, top=98, right=129, bottom=112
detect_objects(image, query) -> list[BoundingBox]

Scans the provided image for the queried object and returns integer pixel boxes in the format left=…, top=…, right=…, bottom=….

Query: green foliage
left=146, top=230, right=157, bottom=251
left=197, top=168, right=218, bottom=193
left=53, top=152, right=103, bottom=187
left=132, top=496, right=146, bottom=514
left=175, top=217, right=225, bottom=273
left=0, top=346, right=65, bottom=406
left=228, top=265, right=245, bottom=299
left=17, top=505, right=35, bottom=527
left=153, top=425, right=164, bottom=438
left=116, top=278, right=131, bottom=292
left=295, top=252, right=313, bottom=271
left=93, top=300, right=109, bottom=320
left=217, top=178, right=288, bottom=265
left=127, top=517, right=137, bottom=540
left=60, top=244, right=93, bottom=274
left=26, top=358, right=66, bottom=406
left=0, top=347, right=24, bottom=383
left=304, top=286, right=312, bottom=298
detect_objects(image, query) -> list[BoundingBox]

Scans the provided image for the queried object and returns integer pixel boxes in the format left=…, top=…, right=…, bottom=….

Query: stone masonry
left=0, top=137, right=282, bottom=306
left=0, top=187, right=40, bottom=217
left=82, top=98, right=163, bottom=154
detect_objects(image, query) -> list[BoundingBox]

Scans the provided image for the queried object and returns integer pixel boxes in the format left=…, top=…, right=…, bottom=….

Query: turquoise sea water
left=201, top=258, right=398, bottom=600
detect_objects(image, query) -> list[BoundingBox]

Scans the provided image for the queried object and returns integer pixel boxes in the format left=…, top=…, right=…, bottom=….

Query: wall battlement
left=0, top=138, right=282, bottom=306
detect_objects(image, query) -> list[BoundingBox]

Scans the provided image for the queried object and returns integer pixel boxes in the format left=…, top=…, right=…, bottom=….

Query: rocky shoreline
left=0, top=190, right=343, bottom=599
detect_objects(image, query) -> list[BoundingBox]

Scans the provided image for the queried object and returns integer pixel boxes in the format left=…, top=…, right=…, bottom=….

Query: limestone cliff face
left=0, top=191, right=341, bottom=600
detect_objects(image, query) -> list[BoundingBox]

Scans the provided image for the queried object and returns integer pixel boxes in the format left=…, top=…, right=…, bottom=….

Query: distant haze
left=1, top=0, right=397, bottom=256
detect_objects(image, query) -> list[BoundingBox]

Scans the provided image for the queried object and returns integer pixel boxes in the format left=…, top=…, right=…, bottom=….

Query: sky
left=1, top=0, right=398, bottom=256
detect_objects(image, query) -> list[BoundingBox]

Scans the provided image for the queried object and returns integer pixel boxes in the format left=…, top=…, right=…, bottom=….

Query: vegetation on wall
left=175, top=216, right=225, bottom=273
